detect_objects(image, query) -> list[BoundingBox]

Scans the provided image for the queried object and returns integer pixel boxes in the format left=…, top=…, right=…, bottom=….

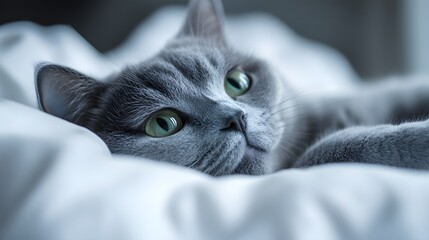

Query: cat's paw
left=294, top=123, right=429, bottom=169
left=292, top=126, right=379, bottom=168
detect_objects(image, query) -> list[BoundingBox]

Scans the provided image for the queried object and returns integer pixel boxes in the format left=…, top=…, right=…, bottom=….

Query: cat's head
left=35, top=0, right=297, bottom=175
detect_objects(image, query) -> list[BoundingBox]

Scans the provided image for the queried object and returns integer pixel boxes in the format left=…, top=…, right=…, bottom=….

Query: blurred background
left=0, top=0, right=427, bottom=78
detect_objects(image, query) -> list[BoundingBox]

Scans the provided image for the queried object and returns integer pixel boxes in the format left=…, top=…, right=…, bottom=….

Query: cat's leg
left=293, top=120, right=429, bottom=169
left=278, top=77, right=429, bottom=169
left=296, top=77, right=429, bottom=146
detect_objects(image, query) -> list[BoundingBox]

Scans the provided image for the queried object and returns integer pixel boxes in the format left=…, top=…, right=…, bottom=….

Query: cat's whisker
left=272, top=120, right=312, bottom=133
left=272, top=118, right=298, bottom=126
left=187, top=158, right=203, bottom=169
left=273, top=111, right=308, bottom=120
left=264, top=99, right=295, bottom=114
left=278, top=136, right=309, bottom=159
left=268, top=99, right=315, bottom=113
left=269, top=105, right=301, bottom=116
left=275, top=143, right=300, bottom=162
left=273, top=128, right=311, bottom=139
left=261, top=102, right=309, bottom=119
left=260, top=105, right=304, bottom=119
left=288, top=138, right=308, bottom=151
left=185, top=144, right=209, bottom=170
left=270, top=112, right=308, bottom=123
left=267, top=91, right=321, bottom=112
left=273, top=123, right=296, bottom=130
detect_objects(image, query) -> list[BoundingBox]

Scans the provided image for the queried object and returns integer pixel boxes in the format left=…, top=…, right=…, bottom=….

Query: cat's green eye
left=144, top=110, right=184, bottom=137
left=224, top=69, right=251, bottom=97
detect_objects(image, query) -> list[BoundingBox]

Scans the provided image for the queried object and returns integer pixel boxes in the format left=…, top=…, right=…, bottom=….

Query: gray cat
left=35, top=0, right=429, bottom=176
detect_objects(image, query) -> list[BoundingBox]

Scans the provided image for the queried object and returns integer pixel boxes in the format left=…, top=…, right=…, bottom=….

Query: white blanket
left=1, top=7, right=429, bottom=240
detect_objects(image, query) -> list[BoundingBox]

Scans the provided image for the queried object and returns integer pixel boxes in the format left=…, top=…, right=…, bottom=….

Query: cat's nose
left=221, top=111, right=246, bottom=133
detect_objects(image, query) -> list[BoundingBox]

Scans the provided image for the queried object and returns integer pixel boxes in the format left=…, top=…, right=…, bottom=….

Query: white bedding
left=1, top=7, right=429, bottom=240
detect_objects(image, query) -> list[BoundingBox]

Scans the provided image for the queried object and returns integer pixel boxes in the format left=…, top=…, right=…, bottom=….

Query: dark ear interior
left=35, top=63, right=105, bottom=125
left=178, top=0, right=226, bottom=41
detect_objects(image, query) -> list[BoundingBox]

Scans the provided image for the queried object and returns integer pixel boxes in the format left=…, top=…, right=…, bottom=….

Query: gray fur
left=35, top=0, right=429, bottom=175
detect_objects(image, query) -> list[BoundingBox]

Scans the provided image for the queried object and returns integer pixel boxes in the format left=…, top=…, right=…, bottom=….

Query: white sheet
left=1, top=7, right=429, bottom=240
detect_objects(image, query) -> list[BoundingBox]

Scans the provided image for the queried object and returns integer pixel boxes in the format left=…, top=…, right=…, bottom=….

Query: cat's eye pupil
left=228, top=77, right=242, bottom=89
left=224, top=69, right=251, bottom=97
left=156, top=117, right=169, bottom=131
left=144, top=110, right=183, bottom=137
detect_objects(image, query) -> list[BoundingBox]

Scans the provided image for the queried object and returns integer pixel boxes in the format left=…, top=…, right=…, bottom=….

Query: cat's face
left=35, top=0, right=295, bottom=175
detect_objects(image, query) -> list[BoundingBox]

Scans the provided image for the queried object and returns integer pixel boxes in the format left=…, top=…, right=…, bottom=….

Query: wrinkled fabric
left=0, top=7, right=428, bottom=240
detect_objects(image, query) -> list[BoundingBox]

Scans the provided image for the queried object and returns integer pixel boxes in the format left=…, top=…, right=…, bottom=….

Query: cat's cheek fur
left=96, top=127, right=250, bottom=175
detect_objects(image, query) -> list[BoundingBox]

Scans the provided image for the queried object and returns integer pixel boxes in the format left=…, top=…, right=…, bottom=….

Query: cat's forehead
left=110, top=49, right=220, bottom=114
left=120, top=42, right=238, bottom=95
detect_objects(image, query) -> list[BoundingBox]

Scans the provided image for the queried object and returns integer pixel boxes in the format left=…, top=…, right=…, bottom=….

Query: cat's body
left=35, top=0, right=429, bottom=175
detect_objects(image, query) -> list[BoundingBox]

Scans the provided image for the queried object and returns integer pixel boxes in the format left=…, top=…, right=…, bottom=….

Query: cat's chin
left=230, top=146, right=269, bottom=176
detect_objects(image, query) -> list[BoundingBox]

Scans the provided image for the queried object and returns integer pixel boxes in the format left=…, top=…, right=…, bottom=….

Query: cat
left=35, top=0, right=429, bottom=176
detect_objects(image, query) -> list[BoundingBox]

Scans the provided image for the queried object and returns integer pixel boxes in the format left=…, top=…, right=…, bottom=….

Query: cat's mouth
left=227, top=133, right=271, bottom=175
left=243, top=130, right=270, bottom=153
left=245, top=141, right=268, bottom=153
left=210, top=132, right=270, bottom=176
left=231, top=145, right=269, bottom=175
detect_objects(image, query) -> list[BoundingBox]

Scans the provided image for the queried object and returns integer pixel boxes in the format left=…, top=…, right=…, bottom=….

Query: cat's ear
left=35, top=63, right=105, bottom=125
left=178, top=0, right=226, bottom=42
